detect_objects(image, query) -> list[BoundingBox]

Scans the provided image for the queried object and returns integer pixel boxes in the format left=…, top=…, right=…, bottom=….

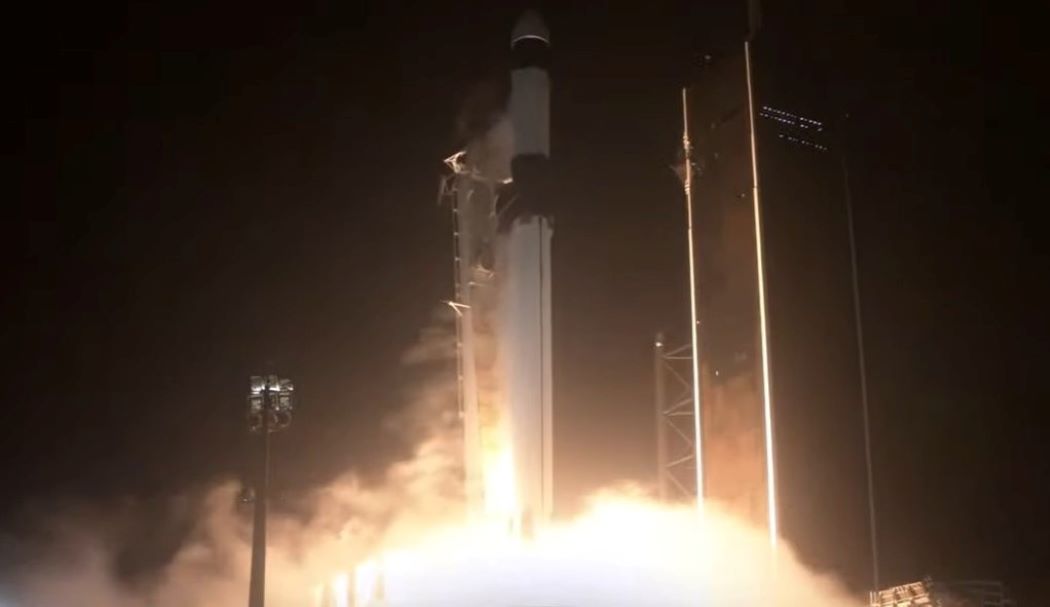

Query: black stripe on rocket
left=502, top=10, right=553, bottom=231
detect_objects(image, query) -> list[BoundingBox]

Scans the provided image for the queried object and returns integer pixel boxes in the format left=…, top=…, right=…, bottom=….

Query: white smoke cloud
left=0, top=319, right=864, bottom=607
left=346, top=494, right=862, bottom=607
left=465, top=115, right=513, bottom=183
left=1, top=316, right=465, bottom=607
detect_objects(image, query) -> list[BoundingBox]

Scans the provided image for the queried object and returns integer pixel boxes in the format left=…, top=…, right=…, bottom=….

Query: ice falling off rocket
left=443, top=10, right=553, bottom=535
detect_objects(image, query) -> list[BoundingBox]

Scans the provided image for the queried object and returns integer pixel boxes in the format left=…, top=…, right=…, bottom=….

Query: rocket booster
left=502, top=10, right=554, bottom=532
left=445, top=10, right=554, bottom=533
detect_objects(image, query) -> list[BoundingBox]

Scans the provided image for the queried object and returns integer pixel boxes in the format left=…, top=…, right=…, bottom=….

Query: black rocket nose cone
left=512, top=9, right=550, bottom=47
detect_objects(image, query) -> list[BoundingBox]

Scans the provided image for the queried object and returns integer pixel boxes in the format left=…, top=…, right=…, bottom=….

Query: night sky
left=8, top=0, right=1047, bottom=603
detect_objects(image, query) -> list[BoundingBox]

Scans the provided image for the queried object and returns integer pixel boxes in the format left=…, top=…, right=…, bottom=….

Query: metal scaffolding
left=654, top=332, right=699, bottom=501
left=869, top=578, right=1015, bottom=607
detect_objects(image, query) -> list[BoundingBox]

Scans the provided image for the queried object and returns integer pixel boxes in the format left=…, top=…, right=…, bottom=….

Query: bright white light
left=746, top=40, right=779, bottom=551
left=681, top=87, right=706, bottom=515
left=331, top=572, right=349, bottom=607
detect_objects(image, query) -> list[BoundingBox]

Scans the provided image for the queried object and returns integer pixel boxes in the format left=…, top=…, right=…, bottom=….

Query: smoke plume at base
left=0, top=316, right=862, bottom=607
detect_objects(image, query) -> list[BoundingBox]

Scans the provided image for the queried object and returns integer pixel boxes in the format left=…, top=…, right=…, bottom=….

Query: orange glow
left=482, top=445, right=519, bottom=526
left=310, top=403, right=829, bottom=606
left=314, top=492, right=860, bottom=607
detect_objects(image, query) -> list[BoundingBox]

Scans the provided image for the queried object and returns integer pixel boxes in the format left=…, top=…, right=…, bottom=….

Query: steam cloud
left=0, top=313, right=862, bottom=606
left=0, top=317, right=465, bottom=606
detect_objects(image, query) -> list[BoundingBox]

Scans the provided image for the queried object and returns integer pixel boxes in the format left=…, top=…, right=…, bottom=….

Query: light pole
left=246, top=375, right=294, bottom=607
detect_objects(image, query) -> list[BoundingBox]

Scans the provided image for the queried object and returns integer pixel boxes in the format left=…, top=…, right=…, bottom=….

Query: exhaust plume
left=0, top=313, right=862, bottom=606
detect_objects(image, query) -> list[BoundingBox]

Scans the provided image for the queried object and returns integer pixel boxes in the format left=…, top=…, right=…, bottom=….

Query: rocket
left=443, top=10, right=553, bottom=535
left=502, top=9, right=554, bottom=533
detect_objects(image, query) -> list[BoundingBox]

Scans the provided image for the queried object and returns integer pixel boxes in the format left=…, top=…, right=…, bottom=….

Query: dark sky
left=8, top=0, right=1047, bottom=602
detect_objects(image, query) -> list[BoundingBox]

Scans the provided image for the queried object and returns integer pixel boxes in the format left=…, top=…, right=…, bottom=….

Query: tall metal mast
left=744, top=39, right=779, bottom=550
left=247, top=375, right=294, bottom=607
left=680, top=87, right=706, bottom=513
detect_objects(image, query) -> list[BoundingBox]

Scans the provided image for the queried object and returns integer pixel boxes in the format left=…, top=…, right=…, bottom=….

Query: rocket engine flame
left=483, top=445, right=518, bottom=522
left=318, top=491, right=862, bottom=607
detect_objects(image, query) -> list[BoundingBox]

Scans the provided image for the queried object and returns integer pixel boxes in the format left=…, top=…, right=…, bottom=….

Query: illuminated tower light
left=246, top=375, right=295, bottom=607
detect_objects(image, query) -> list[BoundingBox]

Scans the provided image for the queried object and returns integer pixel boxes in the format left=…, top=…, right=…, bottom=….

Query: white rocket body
left=502, top=10, right=554, bottom=531
left=500, top=215, right=553, bottom=531
left=447, top=11, right=554, bottom=533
